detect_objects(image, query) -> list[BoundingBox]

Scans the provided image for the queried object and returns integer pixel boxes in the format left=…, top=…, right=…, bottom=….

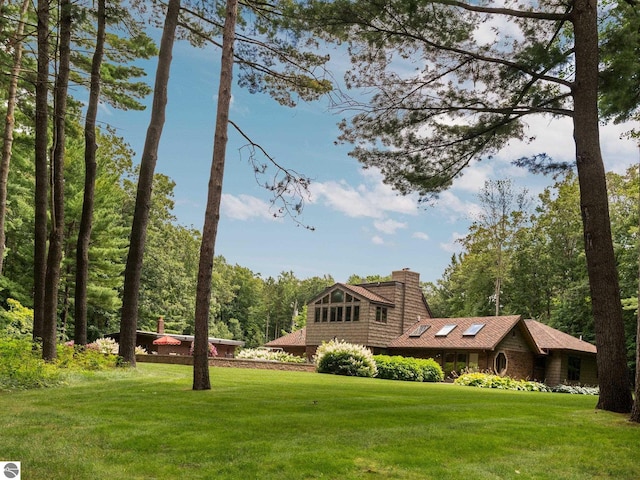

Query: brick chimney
left=157, top=316, right=165, bottom=334
left=392, top=268, right=420, bottom=289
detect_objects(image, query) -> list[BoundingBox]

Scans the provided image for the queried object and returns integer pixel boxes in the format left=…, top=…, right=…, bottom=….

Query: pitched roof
left=339, top=283, right=394, bottom=305
left=265, top=327, right=307, bottom=347
left=309, top=283, right=394, bottom=306
left=388, top=316, right=524, bottom=351
left=524, top=319, right=597, bottom=354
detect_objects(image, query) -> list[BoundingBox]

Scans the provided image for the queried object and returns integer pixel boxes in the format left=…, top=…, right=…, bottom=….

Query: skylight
left=463, top=323, right=485, bottom=336
left=435, top=324, right=457, bottom=337
left=409, top=324, right=430, bottom=338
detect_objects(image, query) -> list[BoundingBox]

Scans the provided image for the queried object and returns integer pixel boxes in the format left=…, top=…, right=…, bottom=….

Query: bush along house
left=266, top=268, right=598, bottom=386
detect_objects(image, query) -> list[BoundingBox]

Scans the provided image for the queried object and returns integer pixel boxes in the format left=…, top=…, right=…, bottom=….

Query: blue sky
left=102, top=37, right=639, bottom=285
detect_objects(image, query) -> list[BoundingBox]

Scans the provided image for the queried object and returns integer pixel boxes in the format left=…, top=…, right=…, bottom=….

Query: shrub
left=0, top=299, right=33, bottom=338
left=454, top=372, right=550, bottom=392
left=315, top=340, right=377, bottom=378
left=552, top=384, right=599, bottom=395
left=0, top=338, right=63, bottom=390
left=237, top=348, right=306, bottom=364
left=374, top=355, right=444, bottom=383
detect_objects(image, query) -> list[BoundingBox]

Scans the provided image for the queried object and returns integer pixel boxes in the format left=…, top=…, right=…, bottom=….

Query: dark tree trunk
left=193, top=0, right=238, bottom=391
left=74, top=0, right=106, bottom=346
left=42, top=0, right=72, bottom=361
left=572, top=0, right=633, bottom=413
left=0, top=0, right=30, bottom=275
left=119, top=0, right=180, bottom=366
left=33, top=0, right=50, bottom=342
left=630, top=163, right=640, bottom=423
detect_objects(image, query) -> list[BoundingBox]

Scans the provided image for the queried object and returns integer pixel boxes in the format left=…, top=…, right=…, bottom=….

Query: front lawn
left=0, top=363, right=637, bottom=479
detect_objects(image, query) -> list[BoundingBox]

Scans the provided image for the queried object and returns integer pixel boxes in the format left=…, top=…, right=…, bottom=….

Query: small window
left=352, top=305, right=360, bottom=321
left=568, top=356, right=581, bottom=381
left=409, top=324, right=430, bottom=337
left=321, top=295, right=329, bottom=304
left=375, top=306, right=388, bottom=323
left=346, top=294, right=353, bottom=302
left=314, top=307, right=321, bottom=323
left=330, top=307, right=337, bottom=322
left=321, top=307, right=328, bottom=322
left=495, top=352, right=507, bottom=375
left=469, top=353, right=479, bottom=370
left=345, top=306, right=352, bottom=322
left=463, top=324, right=485, bottom=336
left=435, top=324, right=457, bottom=337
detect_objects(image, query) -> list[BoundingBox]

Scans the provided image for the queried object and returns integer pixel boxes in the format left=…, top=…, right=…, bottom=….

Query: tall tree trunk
left=572, top=0, right=633, bottom=413
left=74, top=0, right=106, bottom=346
left=0, top=0, right=30, bottom=275
left=42, top=0, right=72, bottom=360
left=630, top=158, right=640, bottom=423
left=33, top=0, right=50, bottom=342
left=119, top=0, right=180, bottom=366
left=193, top=0, right=238, bottom=391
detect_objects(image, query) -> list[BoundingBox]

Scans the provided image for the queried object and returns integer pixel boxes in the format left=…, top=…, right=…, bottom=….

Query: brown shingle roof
left=388, top=315, right=523, bottom=351
left=524, top=319, right=597, bottom=354
left=339, top=283, right=394, bottom=305
left=265, top=327, right=307, bottom=347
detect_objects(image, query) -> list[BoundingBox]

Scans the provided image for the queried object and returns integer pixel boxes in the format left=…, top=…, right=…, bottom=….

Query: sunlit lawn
left=0, top=363, right=638, bottom=479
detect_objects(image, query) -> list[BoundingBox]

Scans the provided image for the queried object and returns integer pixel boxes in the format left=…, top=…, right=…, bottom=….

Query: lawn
left=0, top=363, right=638, bottom=480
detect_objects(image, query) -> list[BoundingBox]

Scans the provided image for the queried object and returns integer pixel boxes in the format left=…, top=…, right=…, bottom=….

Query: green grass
left=0, top=363, right=638, bottom=480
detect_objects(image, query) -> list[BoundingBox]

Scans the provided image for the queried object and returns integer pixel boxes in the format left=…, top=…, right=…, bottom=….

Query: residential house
left=266, top=268, right=598, bottom=386
left=107, top=316, right=244, bottom=357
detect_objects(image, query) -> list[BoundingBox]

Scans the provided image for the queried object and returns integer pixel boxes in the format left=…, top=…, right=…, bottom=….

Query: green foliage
left=315, top=339, right=377, bottom=377
left=374, top=355, right=443, bottom=382
left=0, top=338, right=63, bottom=390
left=236, top=348, right=306, bottom=364
left=0, top=337, right=122, bottom=391
left=454, top=372, right=550, bottom=392
left=0, top=298, right=33, bottom=337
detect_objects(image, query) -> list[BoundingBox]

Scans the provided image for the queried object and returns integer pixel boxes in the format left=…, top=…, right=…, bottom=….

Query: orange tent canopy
left=153, top=335, right=181, bottom=346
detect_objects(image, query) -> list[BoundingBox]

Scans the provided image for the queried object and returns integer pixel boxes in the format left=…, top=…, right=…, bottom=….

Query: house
left=107, top=316, right=244, bottom=357
left=265, top=268, right=598, bottom=386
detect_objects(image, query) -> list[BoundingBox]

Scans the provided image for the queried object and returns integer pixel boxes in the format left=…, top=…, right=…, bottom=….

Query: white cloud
left=374, top=218, right=407, bottom=235
left=412, top=231, right=429, bottom=241
left=440, top=232, right=466, bottom=254
left=433, top=190, right=482, bottom=222
left=221, top=194, right=278, bottom=221
left=371, top=235, right=385, bottom=245
left=309, top=168, right=419, bottom=218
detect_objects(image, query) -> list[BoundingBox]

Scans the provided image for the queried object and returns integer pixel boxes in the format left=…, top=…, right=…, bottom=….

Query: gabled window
left=435, top=324, right=457, bottom=337
left=409, top=324, right=430, bottom=337
left=463, top=324, right=485, bottom=336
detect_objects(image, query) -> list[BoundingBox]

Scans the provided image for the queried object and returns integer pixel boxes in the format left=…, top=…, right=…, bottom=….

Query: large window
left=314, top=289, right=360, bottom=322
left=568, top=356, right=581, bottom=381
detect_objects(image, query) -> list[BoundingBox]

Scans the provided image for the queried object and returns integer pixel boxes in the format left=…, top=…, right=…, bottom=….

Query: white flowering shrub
left=315, top=339, right=377, bottom=378
left=236, top=348, right=306, bottom=363
left=87, top=337, right=119, bottom=354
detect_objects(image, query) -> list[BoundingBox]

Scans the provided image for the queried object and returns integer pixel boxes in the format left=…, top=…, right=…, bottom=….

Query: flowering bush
left=375, top=355, right=444, bottom=382
left=236, top=348, right=306, bottom=363
left=87, top=337, right=119, bottom=355
left=454, top=372, right=550, bottom=392
left=552, top=384, right=599, bottom=395
left=315, top=339, right=377, bottom=378
left=189, top=342, right=218, bottom=357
